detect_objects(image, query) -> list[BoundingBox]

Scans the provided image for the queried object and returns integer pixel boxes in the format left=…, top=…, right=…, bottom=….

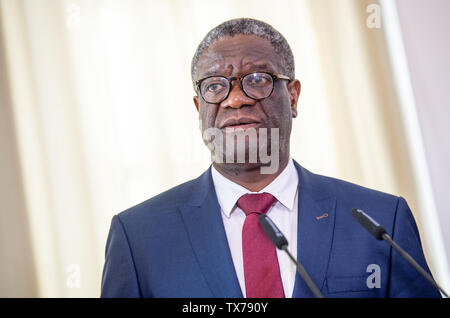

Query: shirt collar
left=211, top=158, right=299, bottom=218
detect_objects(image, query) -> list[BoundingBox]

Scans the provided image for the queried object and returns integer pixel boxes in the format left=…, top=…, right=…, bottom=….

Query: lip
left=219, top=116, right=261, bottom=129
left=223, top=123, right=260, bottom=131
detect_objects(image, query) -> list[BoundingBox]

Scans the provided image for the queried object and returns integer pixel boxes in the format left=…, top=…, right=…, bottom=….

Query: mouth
left=219, top=116, right=261, bottom=130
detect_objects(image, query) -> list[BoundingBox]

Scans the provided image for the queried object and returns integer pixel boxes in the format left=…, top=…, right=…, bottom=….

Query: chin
left=213, top=161, right=264, bottom=174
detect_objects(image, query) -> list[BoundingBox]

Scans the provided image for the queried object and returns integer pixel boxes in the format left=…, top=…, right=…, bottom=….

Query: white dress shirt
left=211, top=158, right=299, bottom=298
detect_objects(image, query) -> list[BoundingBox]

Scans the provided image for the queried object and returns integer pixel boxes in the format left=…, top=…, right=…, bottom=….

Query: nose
left=220, top=81, right=256, bottom=109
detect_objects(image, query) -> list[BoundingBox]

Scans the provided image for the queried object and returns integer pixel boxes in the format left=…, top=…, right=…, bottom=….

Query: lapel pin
left=315, top=213, right=329, bottom=221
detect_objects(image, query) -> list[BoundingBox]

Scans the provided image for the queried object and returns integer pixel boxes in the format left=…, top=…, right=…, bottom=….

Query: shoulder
left=298, top=163, right=398, bottom=201
left=116, top=168, right=212, bottom=226
left=316, top=170, right=398, bottom=203
left=296, top=163, right=403, bottom=223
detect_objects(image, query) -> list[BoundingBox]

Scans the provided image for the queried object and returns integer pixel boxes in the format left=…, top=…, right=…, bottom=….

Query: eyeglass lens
left=200, top=72, right=274, bottom=103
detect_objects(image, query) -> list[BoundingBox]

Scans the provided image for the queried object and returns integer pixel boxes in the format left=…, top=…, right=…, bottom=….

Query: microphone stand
left=381, top=233, right=449, bottom=298
left=280, top=245, right=324, bottom=298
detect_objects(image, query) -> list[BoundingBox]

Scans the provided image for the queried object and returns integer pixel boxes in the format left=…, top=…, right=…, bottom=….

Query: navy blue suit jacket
left=101, top=161, right=441, bottom=297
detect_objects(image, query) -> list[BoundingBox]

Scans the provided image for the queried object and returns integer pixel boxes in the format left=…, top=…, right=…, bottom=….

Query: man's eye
left=248, top=75, right=269, bottom=86
left=206, top=83, right=225, bottom=92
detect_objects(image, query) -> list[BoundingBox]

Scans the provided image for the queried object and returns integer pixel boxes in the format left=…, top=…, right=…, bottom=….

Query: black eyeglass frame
left=195, top=72, right=292, bottom=104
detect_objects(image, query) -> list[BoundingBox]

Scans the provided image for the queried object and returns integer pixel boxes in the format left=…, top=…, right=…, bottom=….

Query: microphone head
left=259, top=214, right=288, bottom=249
left=351, top=208, right=387, bottom=240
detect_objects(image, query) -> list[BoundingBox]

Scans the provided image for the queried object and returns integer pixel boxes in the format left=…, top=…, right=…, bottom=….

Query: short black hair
left=191, top=18, right=295, bottom=90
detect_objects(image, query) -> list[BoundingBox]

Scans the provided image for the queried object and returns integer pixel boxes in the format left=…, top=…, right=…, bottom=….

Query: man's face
left=193, top=34, right=300, bottom=170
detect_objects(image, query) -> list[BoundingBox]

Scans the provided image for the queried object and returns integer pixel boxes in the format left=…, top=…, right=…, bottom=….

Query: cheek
left=262, top=87, right=292, bottom=128
left=199, top=102, right=219, bottom=129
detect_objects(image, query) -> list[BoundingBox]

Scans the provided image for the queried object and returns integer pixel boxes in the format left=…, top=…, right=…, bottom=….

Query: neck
left=212, top=157, right=290, bottom=192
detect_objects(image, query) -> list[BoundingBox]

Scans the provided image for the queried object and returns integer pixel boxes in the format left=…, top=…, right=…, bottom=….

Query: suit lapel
left=178, top=168, right=243, bottom=298
left=292, top=162, right=336, bottom=297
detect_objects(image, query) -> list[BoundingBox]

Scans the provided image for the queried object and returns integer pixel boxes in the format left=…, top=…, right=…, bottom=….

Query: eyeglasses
left=195, top=72, right=291, bottom=104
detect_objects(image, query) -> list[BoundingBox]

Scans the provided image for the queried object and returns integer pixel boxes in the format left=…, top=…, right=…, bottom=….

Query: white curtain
left=0, top=0, right=448, bottom=297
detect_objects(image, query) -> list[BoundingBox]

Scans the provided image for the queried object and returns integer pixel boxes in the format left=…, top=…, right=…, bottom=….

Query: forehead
left=196, top=34, right=282, bottom=78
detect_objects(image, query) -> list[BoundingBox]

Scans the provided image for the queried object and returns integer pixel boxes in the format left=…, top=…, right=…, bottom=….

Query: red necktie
left=237, top=193, right=285, bottom=298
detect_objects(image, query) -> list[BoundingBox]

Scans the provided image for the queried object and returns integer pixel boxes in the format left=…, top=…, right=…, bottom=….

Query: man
left=101, top=18, right=441, bottom=298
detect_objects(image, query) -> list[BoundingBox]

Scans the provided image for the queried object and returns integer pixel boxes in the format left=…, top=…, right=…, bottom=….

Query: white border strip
left=380, top=0, right=450, bottom=292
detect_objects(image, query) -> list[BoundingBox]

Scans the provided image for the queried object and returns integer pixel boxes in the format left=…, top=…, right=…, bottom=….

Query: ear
left=287, top=79, right=301, bottom=118
left=193, top=95, right=199, bottom=112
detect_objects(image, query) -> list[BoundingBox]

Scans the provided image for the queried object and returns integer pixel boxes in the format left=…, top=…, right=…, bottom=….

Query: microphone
left=259, top=214, right=324, bottom=298
left=351, top=208, right=449, bottom=298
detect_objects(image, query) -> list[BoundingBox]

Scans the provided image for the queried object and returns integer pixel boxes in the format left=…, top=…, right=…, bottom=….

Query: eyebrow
left=200, top=63, right=274, bottom=78
left=202, top=70, right=222, bottom=78
left=242, top=63, right=272, bottom=72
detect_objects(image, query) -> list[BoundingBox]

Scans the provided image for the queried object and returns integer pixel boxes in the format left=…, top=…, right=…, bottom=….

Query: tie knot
left=237, top=193, right=277, bottom=216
